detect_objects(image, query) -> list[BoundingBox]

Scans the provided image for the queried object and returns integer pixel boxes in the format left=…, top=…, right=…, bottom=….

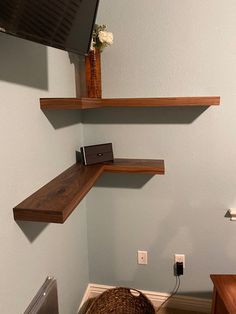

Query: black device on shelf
left=0, top=0, right=99, bottom=55
left=81, top=143, right=114, bottom=165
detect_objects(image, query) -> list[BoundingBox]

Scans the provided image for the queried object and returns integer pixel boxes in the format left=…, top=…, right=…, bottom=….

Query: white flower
left=98, top=31, right=113, bottom=46
left=91, top=24, right=113, bottom=52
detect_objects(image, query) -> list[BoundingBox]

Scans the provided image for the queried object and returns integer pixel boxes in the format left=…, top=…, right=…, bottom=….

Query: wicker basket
left=86, top=287, right=155, bottom=314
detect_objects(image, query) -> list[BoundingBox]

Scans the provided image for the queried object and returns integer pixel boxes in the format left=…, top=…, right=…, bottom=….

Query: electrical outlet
left=174, top=254, right=185, bottom=268
left=137, top=250, right=148, bottom=265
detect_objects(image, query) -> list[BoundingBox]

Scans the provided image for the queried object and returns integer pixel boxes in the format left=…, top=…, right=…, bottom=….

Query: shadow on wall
left=16, top=221, right=49, bottom=243
left=95, top=173, right=155, bottom=189
left=82, top=107, right=208, bottom=124
left=42, top=109, right=82, bottom=129
left=0, top=32, right=48, bottom=90
left=69, top=52, right=86, bottom=98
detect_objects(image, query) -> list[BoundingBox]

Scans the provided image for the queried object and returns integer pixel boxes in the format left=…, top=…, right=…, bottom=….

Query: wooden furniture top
left=13, top=159, right=164, bottom=224
left=210, top=274, right=236, bottom=313
left=40, top=96, right=220, bottom=110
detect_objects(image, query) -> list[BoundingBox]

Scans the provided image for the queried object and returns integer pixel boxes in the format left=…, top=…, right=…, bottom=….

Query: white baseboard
left=79, top=283, right=211, bottom=313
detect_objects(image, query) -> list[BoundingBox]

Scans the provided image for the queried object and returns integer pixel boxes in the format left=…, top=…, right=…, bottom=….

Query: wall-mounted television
left=0, top=0, right=100, bottom=55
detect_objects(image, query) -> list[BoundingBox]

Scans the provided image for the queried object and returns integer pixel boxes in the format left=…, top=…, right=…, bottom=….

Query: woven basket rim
left=86, top=286, right=155, bottom=314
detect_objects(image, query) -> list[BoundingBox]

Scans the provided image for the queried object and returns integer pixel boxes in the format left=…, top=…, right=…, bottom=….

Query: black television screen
left=0, top=0, right=99, bottom=55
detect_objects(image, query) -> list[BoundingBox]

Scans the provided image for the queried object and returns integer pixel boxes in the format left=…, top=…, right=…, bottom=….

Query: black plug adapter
left=176, top=261, right=184, bottom=276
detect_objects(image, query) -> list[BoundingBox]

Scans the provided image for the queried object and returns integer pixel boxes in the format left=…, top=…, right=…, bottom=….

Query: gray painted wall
left=0, top=34, right=88, bottom=313
left=84, top=0, right=236, bottom=298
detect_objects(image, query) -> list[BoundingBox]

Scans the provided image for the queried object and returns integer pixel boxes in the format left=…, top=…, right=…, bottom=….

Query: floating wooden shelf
left=40, top=96, right=220, bottom=110
left=13, top=158, right=165, bottom=224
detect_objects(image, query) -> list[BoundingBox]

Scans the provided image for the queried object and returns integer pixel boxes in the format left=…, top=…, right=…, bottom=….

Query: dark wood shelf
left=40, top=96, right=220, bottom=110
left=13, top=158, right=165, bottom=224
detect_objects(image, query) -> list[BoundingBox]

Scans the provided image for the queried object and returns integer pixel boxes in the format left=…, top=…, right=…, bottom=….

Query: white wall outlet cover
left=174, top=254, right=185, bottom=268
left=137, top=250, right=148, bottom=265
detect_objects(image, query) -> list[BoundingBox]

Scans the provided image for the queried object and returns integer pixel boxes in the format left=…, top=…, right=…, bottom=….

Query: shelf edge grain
left=103, top=158, right=165, bottom=174
left=40, top=96, right=220, bottom=110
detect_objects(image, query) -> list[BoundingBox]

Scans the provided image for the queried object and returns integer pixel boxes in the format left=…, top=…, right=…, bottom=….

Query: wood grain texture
left=40, top=96, right=220, bottom=110
left=210, top=274, right=236, bottom=314
left=85, top=49, right=102, bottom=98
left=103, top=158, right=165, bottom=174
left=13, top=163, right=103, bottom=223
left=13, top=159, right=165, bottom=223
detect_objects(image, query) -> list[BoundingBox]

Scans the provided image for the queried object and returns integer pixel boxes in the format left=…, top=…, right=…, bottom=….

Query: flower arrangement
left=90, top=24, right=113, bottom=52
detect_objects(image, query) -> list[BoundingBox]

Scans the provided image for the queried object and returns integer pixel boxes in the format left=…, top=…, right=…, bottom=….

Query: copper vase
left=85, top=49, right=102, bottom=98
